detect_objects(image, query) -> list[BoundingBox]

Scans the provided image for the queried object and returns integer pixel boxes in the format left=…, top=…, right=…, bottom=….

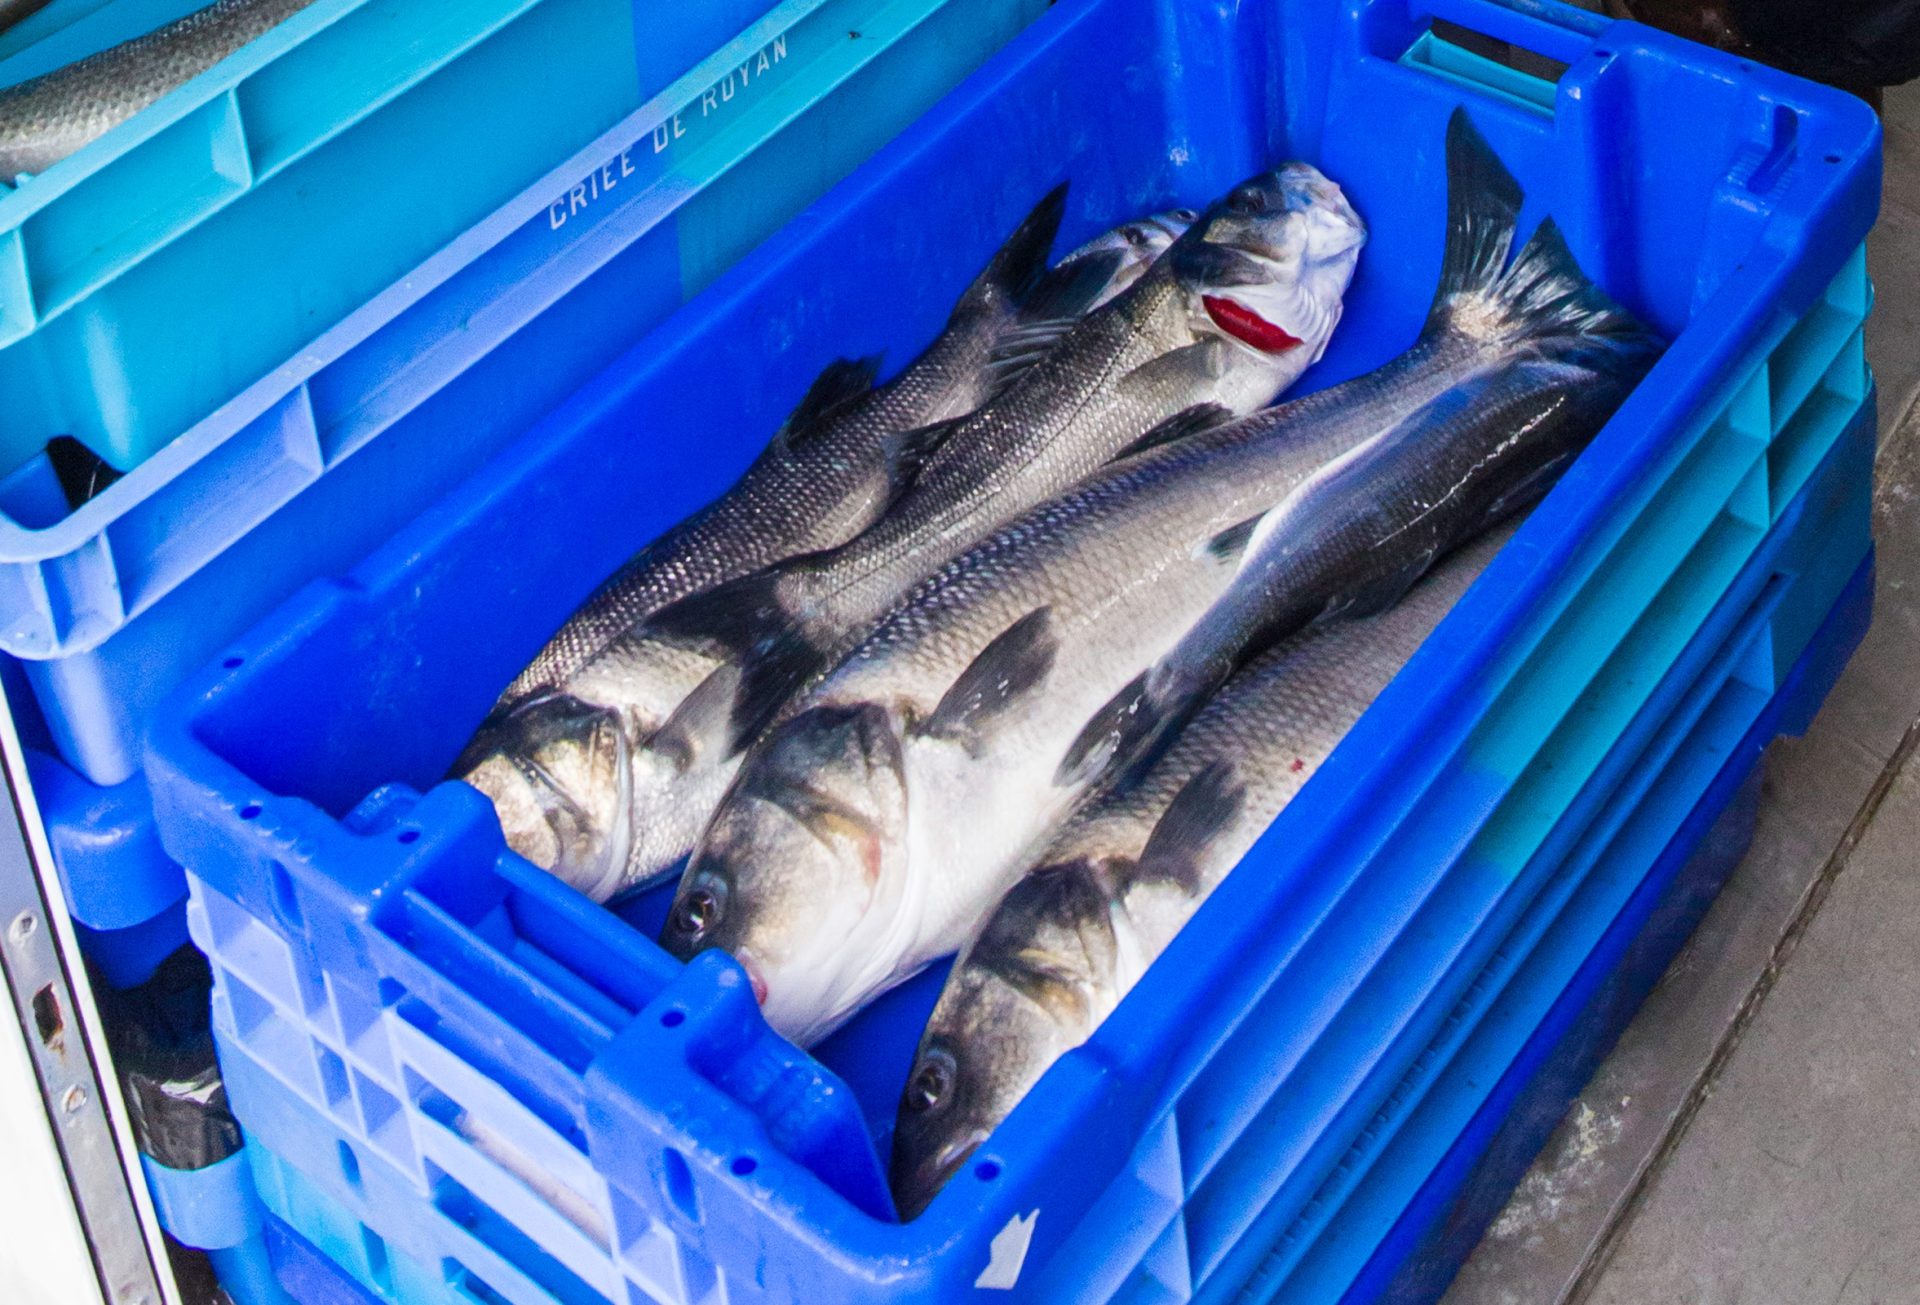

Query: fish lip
left=734, top=951, right=770, bottom=1005
left=896, top=1128, right=990, bottom=1221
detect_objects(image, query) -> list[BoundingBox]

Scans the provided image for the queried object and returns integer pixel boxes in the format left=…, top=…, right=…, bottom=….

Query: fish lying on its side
left=0, top=0, right=318, bottom=180
left=887, top=528, right=1513, bottom=1219
left=661, top=111, right=1655, bottom=1050
left=456, top=195, right=1182, bottom=901
left=609, top=168, right=1363, bottom=898
left=1061, top=110, right=1666, bottom=790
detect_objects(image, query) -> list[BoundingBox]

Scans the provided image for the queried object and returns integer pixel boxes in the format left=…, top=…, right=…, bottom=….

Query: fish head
left=889, top=860, right=1114, bottom=1219
left=662, top=700, right=912, bottom=1040
left=1170, top=163, right=1365, bottom=386
left=457, top=693, right=634, bottom=902
left=1055, top=208, right=1199, bottom=311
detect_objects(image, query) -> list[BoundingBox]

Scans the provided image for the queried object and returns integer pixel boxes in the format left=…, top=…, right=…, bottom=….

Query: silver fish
left=457, top=196, right=1186, bottom=901
left=887, top=528, right=1513, bottom=1219
left=0, top=0, right=318, bottom=180
left=647, top=166, right=1366, bottom=756
left=1060, top=109, right=1665, bottom=791
left=663, top=113, right=1656, bottom=1051
left=632, top=170, right=1362, bottom=916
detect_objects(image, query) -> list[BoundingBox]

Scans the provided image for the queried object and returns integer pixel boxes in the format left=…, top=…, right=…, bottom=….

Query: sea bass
left=660, top=113, right=1654, bottom=1049
left=647, top=165, right=1366, bottom=757
left=456, top=196, right=1182, bottom=901
left=1061, top=110, right=1665, bottom=789
left=0, top=0, right=318, bottom=180
left=887, top=529, right=1512, bottom=1218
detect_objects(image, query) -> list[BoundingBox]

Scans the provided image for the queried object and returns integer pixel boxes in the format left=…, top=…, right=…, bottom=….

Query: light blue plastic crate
left=0, top=0, right=1048, bottom=796
left=141, top=0, right=1882, bottom=1296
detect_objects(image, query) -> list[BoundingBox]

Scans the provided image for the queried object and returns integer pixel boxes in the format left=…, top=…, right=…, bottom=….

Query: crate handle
left=1408, top=0, right=1604, bottom=68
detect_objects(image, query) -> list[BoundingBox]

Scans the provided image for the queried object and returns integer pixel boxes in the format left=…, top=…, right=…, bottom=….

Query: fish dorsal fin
left=1108, top=403, right=1236, bottom=465
left=915, top=608, right=1057, bottom=753
left=645, top=661, right=743, bottom=772
left=979, top=319, right=1083, bottom=397
left=955, top=183, right=1070, bottom=317
left=775, top=356, right=883, bottom=450
left=1135, top=760, right=1247, bottom=893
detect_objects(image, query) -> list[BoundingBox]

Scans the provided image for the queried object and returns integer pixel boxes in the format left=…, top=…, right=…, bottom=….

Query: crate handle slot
left=1396, top=0, right=1604, bottom=114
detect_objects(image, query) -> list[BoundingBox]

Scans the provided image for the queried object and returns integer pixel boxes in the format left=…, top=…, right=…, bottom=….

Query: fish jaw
left=458, top=694, right=636, bottom=903
left=1170, top=161, right=1365, bottom=405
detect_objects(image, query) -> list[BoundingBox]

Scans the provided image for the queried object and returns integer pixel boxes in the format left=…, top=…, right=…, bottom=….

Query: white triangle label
left=975, top=1209, right=1040, bottom=1290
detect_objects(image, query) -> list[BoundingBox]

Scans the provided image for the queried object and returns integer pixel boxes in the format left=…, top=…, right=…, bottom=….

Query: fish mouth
left=894, top=1128, right=990, bottom=1221
left=457, top=692, right=635, bottom=900
left=1201, top=294, right=1305, bottom=354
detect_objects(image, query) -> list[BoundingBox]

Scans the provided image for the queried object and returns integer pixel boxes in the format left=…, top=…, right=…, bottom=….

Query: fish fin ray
left=724, top=629, right=838, bottom=755
left=954, top=183, right=1069, bottom=319
left=645, top=662, right=743, bottom=772
left=1136, top=761, right=1247, bottom=892
left=642, top=569, right=794, bottom=657
left=1203, top=511, right=1268, bottom=564
left=774, top=356, right=883, bottom=450
left=915, top=608, right=1058, bottom=752
left=1054, top=670, right=1148, bottom=788
left=1108, top=403, right=1236, bottom=464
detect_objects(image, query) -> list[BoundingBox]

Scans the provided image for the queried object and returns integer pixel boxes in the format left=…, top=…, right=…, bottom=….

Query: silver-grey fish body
left=664, top=387, right=1421, bottom=1046
left=0, top=0, right=51, bottom=40
left=0, top=0, right=316, bottom=178
left=456, top=193, right=1166, bottom=901
left=642, top=165, right=1367, bottom=757
left=886, top=529, right=1508, bottom=1217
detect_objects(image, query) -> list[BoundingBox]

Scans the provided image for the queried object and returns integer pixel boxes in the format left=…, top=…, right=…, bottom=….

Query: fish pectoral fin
left=774, top=356, right=884, bottom=452
left=1136, top=761, right=1247, bottom=893
left=1054, top=669, right=1147, bottom=788
left=884, top=415, right=968, bottom=493
left=915, top=608, right=1058, bottom=753
left=1319, top=549, right=1440, bottom=623
left=1115, top=338, right=1234, bottom=397
left=1202, top=510, right=1268, bottom=564
left=979, top=319, right=1083, bottom=396
left=645, top=663, right=743, bottom=772
left=1107, top=402, right=1236, bottom=465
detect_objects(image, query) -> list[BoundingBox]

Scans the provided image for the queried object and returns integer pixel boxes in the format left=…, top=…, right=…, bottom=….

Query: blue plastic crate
left=180, top=401, right=1876, bottom=1305
left=206, top=556, right=1869, bottom=1305
left=143, top=0, right=1882, bottom=1298
left=0, top=0, right=1048, bottom=793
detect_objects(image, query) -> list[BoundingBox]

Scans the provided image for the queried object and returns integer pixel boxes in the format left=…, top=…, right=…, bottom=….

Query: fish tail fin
left=1426, top=109, right=1661, bottom=360
left=953, top=183, right=1069, bottom=321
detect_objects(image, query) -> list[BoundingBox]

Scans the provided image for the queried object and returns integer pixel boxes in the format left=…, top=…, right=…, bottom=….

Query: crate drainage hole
left=338, top=1140, right=363, bottom=1191
left=222, top=656, right=244, bottom=669
left=661, top=1147, right=699, bottom=1221
left=397, top=829, right=420, bottom=844
left=731, top=1156, right=758, bottom=1176
left=239, top=803, right=262, bottom=820
left=660, top=1009, right=685, bottom=1028
left=975, top=1159, right=1001, bottom=1182
left=270, top=861, right=303, bottom=931
left=31, top=985, right=61, bottom=1052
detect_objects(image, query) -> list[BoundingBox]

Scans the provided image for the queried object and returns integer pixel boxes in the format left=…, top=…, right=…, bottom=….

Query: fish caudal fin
left=1428, top=109, right=1659, bottom=358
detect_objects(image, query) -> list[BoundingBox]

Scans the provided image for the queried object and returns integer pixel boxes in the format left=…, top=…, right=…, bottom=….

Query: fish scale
left=0, top=0, right=318, bottom=178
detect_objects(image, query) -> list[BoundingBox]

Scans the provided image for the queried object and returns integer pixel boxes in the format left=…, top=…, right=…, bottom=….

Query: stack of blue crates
left=0, top=0, right=1055, bottom=1295
left=119, top=0, right=1882, bottom=1299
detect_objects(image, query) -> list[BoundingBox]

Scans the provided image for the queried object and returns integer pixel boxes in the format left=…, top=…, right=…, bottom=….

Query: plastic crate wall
left=144, top=0, right=1884, bottom=1300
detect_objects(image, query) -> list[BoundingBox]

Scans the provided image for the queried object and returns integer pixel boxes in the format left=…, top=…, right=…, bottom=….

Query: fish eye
left=1171, top=207, right=1199, bottom=222
left=1227, top=186, right=1268, bottom=216
left=905, top=1047, right=956, bottom=1114
left=1121, top=224, right=1149, bottom=247
left=669, top=882, right=725, bottom=944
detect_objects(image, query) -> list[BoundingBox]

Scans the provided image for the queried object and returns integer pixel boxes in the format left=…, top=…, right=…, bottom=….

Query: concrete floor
left=1442, top=82, right=1920, bottom=1305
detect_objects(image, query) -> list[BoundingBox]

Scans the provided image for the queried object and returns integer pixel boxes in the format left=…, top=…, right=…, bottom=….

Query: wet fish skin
left=887, top=530, right=1511, bottom=1219
left=1062, top=111, right=1666, bottom=790
left=645, top=163, right=1367, bottom=761
left=0, top=0, right=318, bottom=179
left=457, top=196, right=1178, bottom=901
